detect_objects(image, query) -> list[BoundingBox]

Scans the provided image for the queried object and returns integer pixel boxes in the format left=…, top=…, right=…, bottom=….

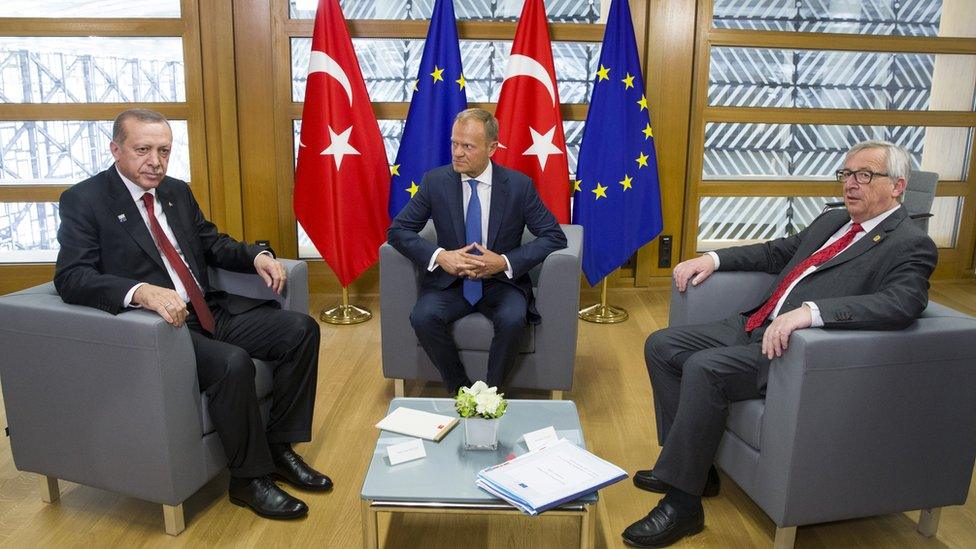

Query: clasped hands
left=436, top=243, right=507, bottom=279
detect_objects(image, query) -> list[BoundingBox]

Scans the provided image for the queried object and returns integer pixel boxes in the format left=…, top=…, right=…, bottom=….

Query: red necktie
left=141, top=193, right=215, bottom=334
left=744, top=223, right=863, bottom=333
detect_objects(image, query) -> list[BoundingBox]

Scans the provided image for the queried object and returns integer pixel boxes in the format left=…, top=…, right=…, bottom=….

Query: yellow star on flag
left=596, top=65, right=610, bottom=82
left=390, top=164, right=400, bottom=176
left=456, top=74, right=466, bottom=90
left=637, top=95, right=648, bottom=111
left=636, top=152, right=649, bottom=168
left=619, top=174, right=633, bottom=190
left=430, top=66, right=444, bottom=83
left=572, top=180, right=582, bottom=192
left=406, top=181, right=420, bottom=197
left=642, top=123, right=654, bottom=139
left=592, top=183, right=608, bottom=199
left=412, top=79, right=419, bottom=92
left=621, top=73, right=635, bottom=89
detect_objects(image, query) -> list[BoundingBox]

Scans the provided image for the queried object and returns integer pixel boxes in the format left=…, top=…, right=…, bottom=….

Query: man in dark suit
left=55, top=109, right=331, bottom=521
left=622, top=141, right=938, bottom=547
left=388, top=108, right=567, bottom=394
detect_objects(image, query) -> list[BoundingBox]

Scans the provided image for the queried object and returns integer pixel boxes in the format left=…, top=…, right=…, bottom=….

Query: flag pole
left=578, top=277, right=628, bottom=323
left=320, top=286, right=372, bottom=325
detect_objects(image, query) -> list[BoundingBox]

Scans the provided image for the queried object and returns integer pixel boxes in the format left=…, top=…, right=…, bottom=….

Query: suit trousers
left=410, top=278, right=527, bottom=394
left=645, top=314, right=769, bottom=495
left=186, top=299, right=320, bottom=478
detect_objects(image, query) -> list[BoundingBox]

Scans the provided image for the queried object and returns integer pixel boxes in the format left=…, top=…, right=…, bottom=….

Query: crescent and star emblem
left=498, top=54, right=564, bottom=170
left=308, top=50, right=353, bottom=106
left=503, top=54, right=557, bottom=107
left=306, top=50, right=359, bottom=170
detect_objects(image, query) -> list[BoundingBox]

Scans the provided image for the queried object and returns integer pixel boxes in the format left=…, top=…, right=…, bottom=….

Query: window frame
left=683, top=1, right=976, bottom=278
left=0, top=0, right=211, bottom=286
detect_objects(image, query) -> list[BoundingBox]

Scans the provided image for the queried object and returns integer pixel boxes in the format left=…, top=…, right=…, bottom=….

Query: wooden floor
left=1, top=280, right=975, bottom=548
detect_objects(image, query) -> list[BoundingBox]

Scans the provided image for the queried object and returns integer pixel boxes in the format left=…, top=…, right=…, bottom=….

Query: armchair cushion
left=451, top=315, right=535, bottom=353
left=726, top=399, right=763, bottom=450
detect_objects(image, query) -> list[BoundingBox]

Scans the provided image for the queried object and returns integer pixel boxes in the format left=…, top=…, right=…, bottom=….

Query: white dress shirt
left=428, top=162, right=513, bottom=278
left=707, top=204, right=901, bottom=326
left=119, top=168, right=199, bottom=306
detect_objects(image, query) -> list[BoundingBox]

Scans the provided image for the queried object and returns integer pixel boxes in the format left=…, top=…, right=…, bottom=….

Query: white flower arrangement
left=455, top=380, right=507, bottom=419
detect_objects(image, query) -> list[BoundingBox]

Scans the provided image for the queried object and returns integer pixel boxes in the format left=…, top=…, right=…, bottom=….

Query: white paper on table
left=387, top=438, right=426, bottom=465
left=522, top=426, right=559, bottom=452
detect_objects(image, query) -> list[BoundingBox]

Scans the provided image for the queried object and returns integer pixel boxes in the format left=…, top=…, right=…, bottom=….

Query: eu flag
left=573, top=0, right=663, bottom=286
left=388, top=0, right=467, bottom=218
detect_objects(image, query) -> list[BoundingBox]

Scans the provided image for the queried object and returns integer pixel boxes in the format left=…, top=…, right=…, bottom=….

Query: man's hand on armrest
left=672, top=254, right=717, bottom=292
left=254, top=252, right=286, bottom=294
left=762, top=305, right=813, bottom=360
left=132, top=284, right=189, bottom=327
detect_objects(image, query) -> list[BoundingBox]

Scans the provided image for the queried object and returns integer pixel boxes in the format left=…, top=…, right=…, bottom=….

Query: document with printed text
left=475, top=438, right=627, bottom=515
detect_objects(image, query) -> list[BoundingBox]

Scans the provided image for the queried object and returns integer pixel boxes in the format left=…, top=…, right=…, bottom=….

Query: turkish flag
left=294, top=0, right=390, bottom=287
left=493, top=0, right=570, bottom=223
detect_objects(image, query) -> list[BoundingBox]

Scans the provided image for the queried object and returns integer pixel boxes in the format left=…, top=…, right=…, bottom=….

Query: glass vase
left=462, top=417, right=500, bottom=451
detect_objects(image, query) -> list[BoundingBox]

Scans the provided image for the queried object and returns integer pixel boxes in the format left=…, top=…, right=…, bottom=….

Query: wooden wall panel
left=233, top=0, right=283, bottom=250
left=631, top=0, right=697, bottom=285
left=199, top=0, right=245, bottom=237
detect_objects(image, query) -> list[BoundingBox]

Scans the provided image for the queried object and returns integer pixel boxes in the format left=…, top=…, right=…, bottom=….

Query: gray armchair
left=668, top=272, right=976, bottom=548
left=380, top=223, right=582, bottom=399
left=0, top=259, right=309, bottom=535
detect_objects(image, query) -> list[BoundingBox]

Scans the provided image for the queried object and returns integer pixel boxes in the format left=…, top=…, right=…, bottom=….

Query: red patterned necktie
left=141, top=193, right=215, bottom=334
left=744, top=223, right=863, bottom=333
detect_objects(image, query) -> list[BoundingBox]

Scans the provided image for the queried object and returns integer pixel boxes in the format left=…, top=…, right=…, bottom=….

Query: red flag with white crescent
left=493, top=0, right=570, bottom=223
left=294, top=0, right=390, bottom=287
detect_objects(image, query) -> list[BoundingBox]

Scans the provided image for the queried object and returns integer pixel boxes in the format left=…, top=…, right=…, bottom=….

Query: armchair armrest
left=380, top=241, right=423, bottom=378
left=753, top=307, right=976, bottom=525
left=208, top=258, right=308, bottom=314
left=669, top=271, right=775, bottom=326
left=532, top=225, right=583, bottom=389
left=0, top=284, right=208, bottom=505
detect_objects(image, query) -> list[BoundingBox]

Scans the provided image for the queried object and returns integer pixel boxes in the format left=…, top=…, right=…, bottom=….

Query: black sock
left=270, top=442, right=292, bottom=455
left=663, top=486, right=702, bottom=512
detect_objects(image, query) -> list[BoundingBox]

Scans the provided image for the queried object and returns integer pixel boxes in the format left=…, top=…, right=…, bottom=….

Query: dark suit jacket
left=55, top=167, right=268, bottom=315
left=716, top=205, right=938, bottom=331
left=387, top=162, right=567, bottom=320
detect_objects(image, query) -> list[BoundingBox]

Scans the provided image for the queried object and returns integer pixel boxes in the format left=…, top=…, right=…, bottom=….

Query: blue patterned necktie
left=463, top=179, right=483, bottom=305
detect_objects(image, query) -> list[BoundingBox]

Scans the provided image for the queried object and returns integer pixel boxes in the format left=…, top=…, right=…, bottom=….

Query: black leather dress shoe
left=633, top=467, right=720, bottom=497
left=622, top=500, right=704, bottom=547
left=272, top=447, right=334, bottom=491
left=228, top=476, right=308, bottom=519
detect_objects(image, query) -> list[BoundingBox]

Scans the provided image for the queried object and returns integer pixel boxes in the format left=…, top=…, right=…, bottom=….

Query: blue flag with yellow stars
left=573, top=0, right=663, bottom=286
left=388, top=0, right=467, bottom=218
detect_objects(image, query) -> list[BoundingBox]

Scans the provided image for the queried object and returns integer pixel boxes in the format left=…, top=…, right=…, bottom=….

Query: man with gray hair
left=622, top=140, right=937, bottom=547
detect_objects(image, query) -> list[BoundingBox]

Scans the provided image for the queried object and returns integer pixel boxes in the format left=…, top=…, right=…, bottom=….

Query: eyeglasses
left=835, top=169, right=889, bottom=185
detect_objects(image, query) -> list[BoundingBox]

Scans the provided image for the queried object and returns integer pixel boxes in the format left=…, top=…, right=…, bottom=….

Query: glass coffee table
left=360, top=398, right=598, bottom=548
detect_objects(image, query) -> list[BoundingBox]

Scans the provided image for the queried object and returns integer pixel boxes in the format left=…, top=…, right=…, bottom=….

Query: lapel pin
left=117, top=214, right=127, bottom=223
left=873, top=235, right=881, bottom=242
left=168, top=201, right=174, bottom=207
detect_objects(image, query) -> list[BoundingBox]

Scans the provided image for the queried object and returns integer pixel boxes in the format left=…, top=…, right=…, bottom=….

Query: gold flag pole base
left=320, top=287, right=372, bottom=325
left=579, top=278, right=629, bottom=324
